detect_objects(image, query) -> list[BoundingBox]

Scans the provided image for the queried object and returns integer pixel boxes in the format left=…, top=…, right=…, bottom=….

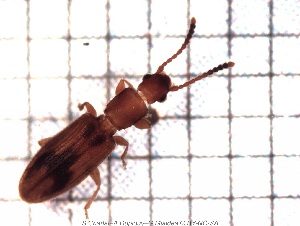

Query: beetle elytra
left=19, top=17, right=234, bottom=219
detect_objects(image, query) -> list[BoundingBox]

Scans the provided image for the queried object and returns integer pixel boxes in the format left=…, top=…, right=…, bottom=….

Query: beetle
left=19, top=17, right=234, bottom=219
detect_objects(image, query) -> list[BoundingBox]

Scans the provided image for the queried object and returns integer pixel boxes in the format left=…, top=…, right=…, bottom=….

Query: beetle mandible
left=19, top=17, right=235, bottom=219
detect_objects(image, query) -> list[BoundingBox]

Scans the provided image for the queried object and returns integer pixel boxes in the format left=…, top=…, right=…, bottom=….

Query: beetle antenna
left=169, top=61, right=235, bottom=92
left=156, top=17, right=196, bottom=74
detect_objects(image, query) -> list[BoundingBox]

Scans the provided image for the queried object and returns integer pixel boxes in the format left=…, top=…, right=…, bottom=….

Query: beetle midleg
left=38, top=137, right=52, bottom=146
left=84, top=167, right=101, bottom=219
left=78, top=102, right=97, bottom=117
left=115, top=79, right=134, bottom=95
left=113, top=136, right=129, bottom=170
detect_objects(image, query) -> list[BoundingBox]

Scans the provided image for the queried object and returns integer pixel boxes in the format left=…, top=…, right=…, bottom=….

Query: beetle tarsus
left=113, top=136, right=129, bottom=170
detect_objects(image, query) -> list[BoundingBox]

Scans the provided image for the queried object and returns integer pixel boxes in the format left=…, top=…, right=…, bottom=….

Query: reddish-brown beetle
left=19, top=17, right=234, bottom=219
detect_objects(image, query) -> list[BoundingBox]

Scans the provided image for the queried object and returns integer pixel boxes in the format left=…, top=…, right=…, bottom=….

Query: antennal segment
left=169, top=61, right=235, bottom=92
left=156, top=17, right=196, bottom=74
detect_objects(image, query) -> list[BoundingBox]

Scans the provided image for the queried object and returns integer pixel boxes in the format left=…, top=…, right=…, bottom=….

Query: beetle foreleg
left=115, top=79, right=134, bottom=95
left=113, top=136, right=129, bottom=170
left=84, top=168, right=101, bottom=220
left=134, top=117, right=151, bottom=129
left=78, top=102, right=97, bottom=117
left=38, top=137, right=52, bottom=146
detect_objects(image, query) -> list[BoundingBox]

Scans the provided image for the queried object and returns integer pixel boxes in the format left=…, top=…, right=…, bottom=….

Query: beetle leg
left=78, top=102, right=97, bottom=117
left=84, top=168, right=101, bottom=220
left=113, top=136, right=129, bottom=170
left=38, top=137, right=52, bottom=146
left=134, top=117, right=151, bottom=129
left=115, top=79, right=134, bottom=95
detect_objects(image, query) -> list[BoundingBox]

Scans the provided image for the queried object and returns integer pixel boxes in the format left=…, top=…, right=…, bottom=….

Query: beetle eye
left=142, top=74, right=152, bottom=80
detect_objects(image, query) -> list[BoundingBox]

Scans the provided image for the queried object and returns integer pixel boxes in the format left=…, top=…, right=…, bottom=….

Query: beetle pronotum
left=19, top=17, right=234, bottom=219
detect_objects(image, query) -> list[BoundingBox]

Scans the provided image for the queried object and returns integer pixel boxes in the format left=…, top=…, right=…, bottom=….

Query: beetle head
left=137, top=73, right=171, bottom=104
left=137, top=17, right=196, bottom=104
left=137, top=17, right=235, bottom=104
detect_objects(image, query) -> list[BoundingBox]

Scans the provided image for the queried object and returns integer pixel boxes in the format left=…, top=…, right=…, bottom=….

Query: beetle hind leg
left=113, top=136, right=129, bottom=170
left=84, top=168, right=101, bottom=219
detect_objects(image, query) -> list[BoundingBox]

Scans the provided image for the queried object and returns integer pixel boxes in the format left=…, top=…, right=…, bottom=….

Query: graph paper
left=0, top=0, right=300, bottom=225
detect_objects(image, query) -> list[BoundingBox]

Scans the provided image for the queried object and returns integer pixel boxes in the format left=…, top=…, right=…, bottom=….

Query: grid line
left=268, top=1, right=275, bottom=226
